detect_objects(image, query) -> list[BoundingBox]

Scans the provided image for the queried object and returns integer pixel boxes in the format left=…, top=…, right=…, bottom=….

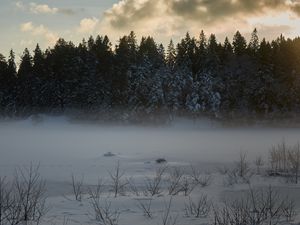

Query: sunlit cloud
left=20, top=22, right=59, bottom=46
left=29, top=3, right=58, bottom=14
left=104, top=0, right=300, bottom=28
left=98, top=0, right=300, bottom=44
left=20, top=22, right=34, bottom=32
left=77, top=17, right=99, bottom=34
left=15, top=1, right=76, bottom=15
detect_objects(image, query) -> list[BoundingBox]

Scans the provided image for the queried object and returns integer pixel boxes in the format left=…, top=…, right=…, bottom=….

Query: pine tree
left=206, top=34, right=219, bottom=71
left=176, top=32, right=192, bottom=66
left=33, top=44, right=45, bottom=78
left=157, top=44, right=165, bottom=66
left=199, top=30, right=207, bottom=53
left=232, top=31, right=247, bottom=56
left=220, top=37, right=233, bottom=64
left=0, top=54, right=8, bottom=113
left=0, top=54, right=7, bottom=86
left=113, top=32, right=138, bottom=106
left=5, top=49, right=17, bottom=113
left=195, top=30, right=207, bottom=78
left=248, top=28, right=260, bottom=56
left=0, top=54, right=7, bottom=81
left=87, top=36, right=95, bottom=52
left=18, top=48, right=33, bottom=79
left=224, top=37, right=232, bottom=53
left=258, top=38, right=272, bottom=66
left=166, top=39, right=176, bottom=69
left=7, top=49, right=17, bottom=78
left=16, top=48, right=35, bottom=114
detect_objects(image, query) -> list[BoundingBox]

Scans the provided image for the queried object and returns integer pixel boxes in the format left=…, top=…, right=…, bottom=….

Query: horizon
left=1, top=28, right=298, bottom=64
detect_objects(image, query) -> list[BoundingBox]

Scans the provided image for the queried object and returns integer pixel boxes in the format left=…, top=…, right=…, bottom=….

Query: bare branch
left=108, top=161, right=128, bottom=198
left=71, top=174, right=84, bottom=201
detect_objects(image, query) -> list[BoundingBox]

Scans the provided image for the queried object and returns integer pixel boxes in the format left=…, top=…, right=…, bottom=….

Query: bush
left=213, top=186, right=295, bottom=225
left=268, top=140, right=300, bottom=183
left=0, top=164, right=47, bottom=225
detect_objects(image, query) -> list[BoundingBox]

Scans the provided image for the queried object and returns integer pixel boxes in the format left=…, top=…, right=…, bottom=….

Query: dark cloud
left=291, top=2, right=300, bottom=16
left=104, top=0, right=300, bottom=29
left=105, top=0, right=160, bottom=29
left=58, top=8, right=76, bottom=16
left=167, top=0, right=287, bottom=23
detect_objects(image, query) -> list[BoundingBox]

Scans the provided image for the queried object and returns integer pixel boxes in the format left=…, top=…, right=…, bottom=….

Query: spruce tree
left=33, top=44, right=45, bottom=78
left=7, top=49, right=17, bottom=79
left=166, top=40, right=176, bottom=69
left=195, top=30, right=207, bottom=78
left=232, top=31, right=247, bottom=56
left=248, top=28, right=260, bottom=56
left=18, top=48, right=33, bottom=79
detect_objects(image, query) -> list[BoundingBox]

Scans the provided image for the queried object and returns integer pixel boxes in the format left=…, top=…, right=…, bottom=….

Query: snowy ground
left=1, top=115, right=300, bottom=225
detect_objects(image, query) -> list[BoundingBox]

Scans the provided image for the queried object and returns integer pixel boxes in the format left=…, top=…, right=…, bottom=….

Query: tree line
left=0, top=29, right=300, bottom=121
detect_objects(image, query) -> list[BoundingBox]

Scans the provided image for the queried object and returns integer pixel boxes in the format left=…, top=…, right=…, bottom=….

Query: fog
left=0, top=116, right=300, bottom=183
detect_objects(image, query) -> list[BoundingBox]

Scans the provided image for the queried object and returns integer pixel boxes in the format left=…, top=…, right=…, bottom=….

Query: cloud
left=97, top=0, right=300, bottom=45
left=105, top=1, right=298, bottom=30
left=104, top=0, right=300, bottom=29
left=20, top=22, right=58, bottom=45
left=29, top=2, right=58, bottom=14
left=256, top=24, right=293, bottom=39
left=77, top=17, right=99, bottom=34
left=15, top=1, right=26, bottom=10
left=58, top=9, right=76, bottom=16
left=20, top=22, right=34, bottom=32
left=104, top=0, right=160, bottom=29
left=15, top=1, right=76, bottom=15
left=290, top=1, right=300, bottom=16
left=20, top=39, right=33, bottom=47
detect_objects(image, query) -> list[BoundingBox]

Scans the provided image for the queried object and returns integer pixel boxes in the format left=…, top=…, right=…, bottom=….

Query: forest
left=0, top=29, right=300, bottom=121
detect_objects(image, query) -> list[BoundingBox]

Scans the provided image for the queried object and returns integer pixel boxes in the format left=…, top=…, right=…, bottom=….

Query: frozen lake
left=0, top=116, right=300, bottom=183
left=1, top=116, right=300, bottom=225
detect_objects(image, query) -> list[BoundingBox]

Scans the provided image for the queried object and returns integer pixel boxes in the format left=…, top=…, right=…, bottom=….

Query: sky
left=1, top=0, right=300, bottom=59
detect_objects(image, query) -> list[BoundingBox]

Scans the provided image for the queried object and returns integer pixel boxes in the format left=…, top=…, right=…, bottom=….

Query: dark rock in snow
left=103, top=152, right=116, bottom=157
left=156, top=158, right=167, bottom=164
